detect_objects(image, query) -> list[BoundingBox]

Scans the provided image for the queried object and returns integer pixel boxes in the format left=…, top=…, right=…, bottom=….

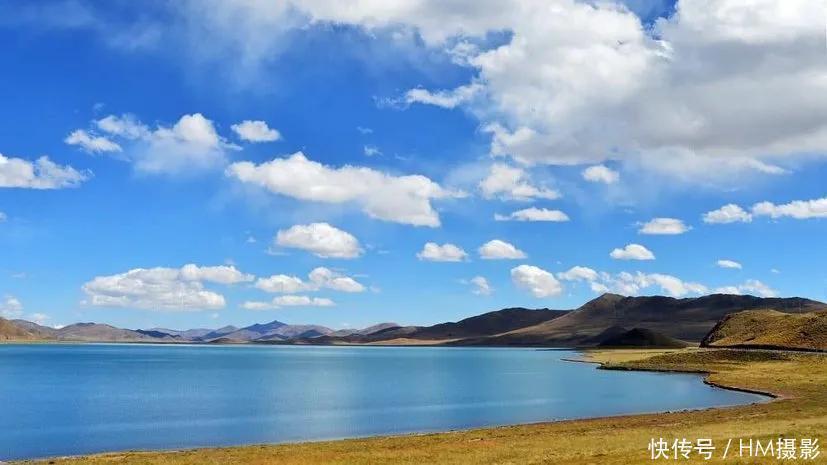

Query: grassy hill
left=701, top=309, right=827, bottom=351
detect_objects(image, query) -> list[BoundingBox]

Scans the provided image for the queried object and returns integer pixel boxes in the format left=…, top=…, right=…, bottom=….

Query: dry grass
left=703, top=309, right=827, bottom=351
left=16, top=348, right=827, bottom=465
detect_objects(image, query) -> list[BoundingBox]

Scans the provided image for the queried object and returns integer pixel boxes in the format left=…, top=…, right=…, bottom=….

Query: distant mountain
left=289, top=308, right=570, bottom=345
left=4, top=293, right=825, bottom=347
left=329, top=322, right=400, bottom=337
left=457, top=293, right=827, bottom=346
left=53, top=323, right=162, bottom=342
left=198, top=325, right=240, bottom=341
left=701, top=309, right=827, bottom=351
left=148, top=327, right=213, bottom=339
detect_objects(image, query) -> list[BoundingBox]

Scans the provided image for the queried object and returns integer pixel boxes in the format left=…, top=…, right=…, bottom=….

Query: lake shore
left=13, top=348, right=827, bottom=465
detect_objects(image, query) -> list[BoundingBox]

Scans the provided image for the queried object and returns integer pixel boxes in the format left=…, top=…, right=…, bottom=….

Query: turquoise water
left=0, top=344, right=766, bottom=460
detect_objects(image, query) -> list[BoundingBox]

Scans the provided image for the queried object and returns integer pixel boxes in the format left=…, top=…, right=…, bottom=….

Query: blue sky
left=1, top=0, right=826, bottom=330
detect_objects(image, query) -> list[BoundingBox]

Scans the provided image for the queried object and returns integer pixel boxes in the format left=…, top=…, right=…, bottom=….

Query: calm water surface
left=0, top=344, right=766, bottom=459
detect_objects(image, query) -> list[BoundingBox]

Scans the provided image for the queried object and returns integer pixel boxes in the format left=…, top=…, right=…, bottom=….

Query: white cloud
left=243, top=295, right=335, bottom=309
left=69, top=113, right=238, bottom=174
left=478, top=239, right=526, bottom=260
left=582, top=165, right=619, bottom=184
left=556, top=266, right=708, bottom=298
left=0, top=153, right=88, bottom=189
left=703, top=204, right=753, bottom=224
left=610, top=243, right=655, bottom=261
left=715, top=279, right=777, bottom=298
left=227, top=152, right=462, bottom=227
left=0, top=211, right=6, bottom=222
left=64, top=130, right=122, bottom=153
left=81, top=264, right=253, bottom=311
left=179, top=264, right=254, bottom=284
left=0, top=295, right=24, bottom=318
left=479, top=163, right=560, bottom=201
left=557, top=266, right=599, bottom=282
left=639, top=218, right=690, bottom=235
left=438, top=1, right=822, bottom=179
left=255, top=267, right=365, bottom=293
left=417, top=242, right=468, bottom=262
left=275, top=223, right=362, bottom=259
left=469, top=276, right=492, bottom=295
left=601, top=271, right=706, bottom=297
left=29, top=313, right=49, bottom=325
left=752, top=197, right=827, bottom=220
left=231, top=120, right=281, bottom=142
left=57, top=1, right=827, bottom=182
left=494, top=207, right=569, bottom=222
left=716, top=259, right=742, bottom=269
left=403, top=83, right=482, bottom=109
left=274, top=295, right=335, bottom=307
left=510, top=264, right=563, bottom=298
left=363, top=145, right=381, bottom=157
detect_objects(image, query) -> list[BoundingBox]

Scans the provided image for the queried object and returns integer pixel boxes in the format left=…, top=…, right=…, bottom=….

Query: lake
left=0, top=344, right=766, bottom=460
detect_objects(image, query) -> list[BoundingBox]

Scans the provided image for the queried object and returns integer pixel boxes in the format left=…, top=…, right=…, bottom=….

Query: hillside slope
left=457, top=293, right=827, bottom=347
left=0, top=317, right=40, bottom=341
left=701, top=309, right=827, bottom=351
left=287, top=308, right=569, bottom=345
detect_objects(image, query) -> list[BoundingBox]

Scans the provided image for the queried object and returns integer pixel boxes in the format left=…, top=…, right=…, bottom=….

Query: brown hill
left=701, top=309, right=827, bottom=351
left=455, top=293, right=827, bottom=347
left=597, top=327, right=690, bottom=348
left=53, top=323, right=160, bottom=342
left=0, top=317, right=39, bottom=341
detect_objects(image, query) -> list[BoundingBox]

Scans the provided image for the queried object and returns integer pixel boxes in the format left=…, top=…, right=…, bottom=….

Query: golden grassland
left=17, top=348, right=827, bottom=465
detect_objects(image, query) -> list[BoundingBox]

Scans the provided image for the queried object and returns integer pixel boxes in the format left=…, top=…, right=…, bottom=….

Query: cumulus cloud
left=231, top=120, right=281, bottom=142
left=511, top=264, right=563, bottom=298
left=64, top=130, right=122, bottom=153
left=417, top=242, right=468, bottom=262
left=703, top=204, right=753, bottom=224
left=715, top=279, right=777, bottom=297
left=569, top=269, right=707, bottom=297
left=639, top=218, right=690, bottom=235
left=227, top=152, right=462, bottom=227
left=752, top=196, right=827, bottom=220
left=389, top=0, right=825, bottom=180
left=478, top=239, right=526, bottom=260
left=68, top=113, right=238, bottom=174
left=494, top=207, right=569, bottom=222
left=0, top=153, right=88, bottom=189
left=469, top=276, right=492, bottom=296
left=255, top=267, right=365, bottom=293
left=557, top=266, right=599, bottom=282
left=716, top=259, right=742, bottom=269
left=610, top=243, right=655, bottom=261
left=0, top=295, right=24, bottom=318
left=479, top=163, right=560, bottom=201
left=582, top=165, right=619, bottom=184
left=81, top=264, right=253, bottom=311
left=0, top=211, right=6, bottom=222
left=48, top=0, right=827, bottom=181
left=275, top=223, right=362, bottom=259
left=243, top=295, right=335, bottom=309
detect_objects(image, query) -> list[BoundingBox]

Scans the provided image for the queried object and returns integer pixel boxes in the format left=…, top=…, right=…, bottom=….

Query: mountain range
left=2, top=293, right=825, bottom=347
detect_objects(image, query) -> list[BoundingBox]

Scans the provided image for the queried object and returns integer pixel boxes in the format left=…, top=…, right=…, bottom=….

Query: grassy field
left=16, top=348, right=827, bottom=465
